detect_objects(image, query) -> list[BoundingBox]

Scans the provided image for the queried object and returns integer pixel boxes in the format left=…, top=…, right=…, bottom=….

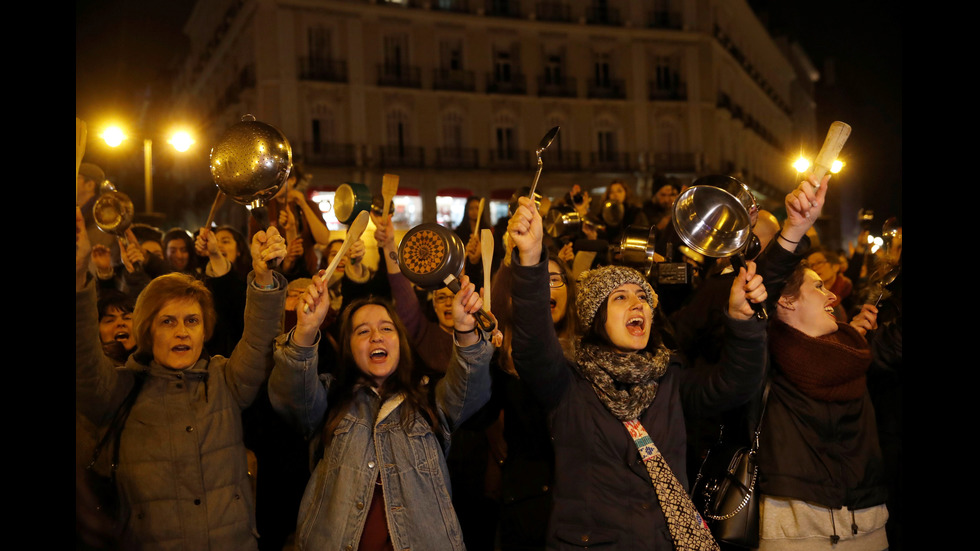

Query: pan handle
left=730, top=254, right=767, bottom=320
left=443, top=275, right=497, bottom=333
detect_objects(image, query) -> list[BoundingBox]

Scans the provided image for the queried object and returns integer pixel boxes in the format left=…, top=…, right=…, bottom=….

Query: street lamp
left=99, top=125, right=196, bottom=213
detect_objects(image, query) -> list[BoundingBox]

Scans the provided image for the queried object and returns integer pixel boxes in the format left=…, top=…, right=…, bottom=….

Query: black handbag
left=691, top=382, right=770, bottom=549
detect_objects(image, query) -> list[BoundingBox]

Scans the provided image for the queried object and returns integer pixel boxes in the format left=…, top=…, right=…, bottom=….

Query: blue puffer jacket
left=269, top=329, right=493, bottom=550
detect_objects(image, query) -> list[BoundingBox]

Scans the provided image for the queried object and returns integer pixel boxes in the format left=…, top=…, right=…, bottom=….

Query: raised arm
left=269, top=270, right=332, bottom=438
left=507, top=197, right=571, bottom=410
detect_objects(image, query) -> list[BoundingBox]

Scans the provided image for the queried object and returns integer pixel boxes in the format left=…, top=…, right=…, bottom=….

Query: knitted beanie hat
left=576, top=265, right=658, bottom=331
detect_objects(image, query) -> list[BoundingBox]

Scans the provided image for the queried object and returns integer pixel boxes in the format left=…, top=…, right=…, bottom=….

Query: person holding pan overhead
left=506, top=195, right=769, bottom=550
left=268, top=268, right=493, bottom=550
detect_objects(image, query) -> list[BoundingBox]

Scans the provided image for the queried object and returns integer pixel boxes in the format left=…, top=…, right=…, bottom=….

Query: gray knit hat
left=576, top=265, right=658, bottom=332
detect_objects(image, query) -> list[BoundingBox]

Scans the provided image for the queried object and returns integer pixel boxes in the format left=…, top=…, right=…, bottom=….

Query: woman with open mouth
left=505, top=195, right=769, bottom=550
left=750, top=173, right=888, bottom=550
left=268, top=271, right=493, bottom=550
left=76, top=208, right=288, bottom=550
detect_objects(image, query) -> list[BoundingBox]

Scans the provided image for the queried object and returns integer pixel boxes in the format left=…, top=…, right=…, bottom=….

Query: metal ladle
left=527, top=126, right=560, bottom=199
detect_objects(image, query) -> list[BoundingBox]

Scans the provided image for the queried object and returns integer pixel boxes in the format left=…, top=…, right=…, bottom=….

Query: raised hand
left=849, top=304, right=878, bottom=337
left=251, top=226, right=287, bottom=286
left=76, top=207, right=92, bottom=290
left=452, top=274, right=484, bottom=346
left=781, top=173, right=831, bottom=247
left=293, top=269, right=330, bottom=346
left=728, top=260, right=767, bottom=320
left=508, top=196, right=543, bottom=266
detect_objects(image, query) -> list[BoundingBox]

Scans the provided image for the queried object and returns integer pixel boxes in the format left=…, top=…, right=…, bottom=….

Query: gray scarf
left=575, top=340, right=671, bottom=420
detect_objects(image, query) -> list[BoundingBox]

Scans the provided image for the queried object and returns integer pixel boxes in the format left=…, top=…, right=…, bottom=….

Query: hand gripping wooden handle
left=810, top=121, right=851, bottom=186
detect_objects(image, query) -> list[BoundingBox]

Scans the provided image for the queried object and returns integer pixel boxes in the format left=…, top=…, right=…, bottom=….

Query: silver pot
left=672, top=175, right=758, bottom=258
left=619, top=225, right=658, bottom=276
left=209, top=114, right=293, bottom=209
left=544, top=206, right=584, bottom=238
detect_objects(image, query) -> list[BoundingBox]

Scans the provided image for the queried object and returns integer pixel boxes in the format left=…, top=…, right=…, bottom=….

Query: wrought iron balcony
left=298, top=57, right=348, bottom=83
left=537, top=75, right=576, bottom=97
left=485, top=0, right=522, bottom=17
left=378, top=145, right=425, bottom=168
left=536, top=2, right=571, bottom=22
left=304, top=142, right=357, bottom=166
left=587, top=78, right=626, bottom=99
left=541, top=149, right=581, bottom=170
left=435, top=148, right=479, bottom=168
left=586, top=4, right=621, bottom=26
left=433, top=68, right=476, bottom=92
left=377, top=64, right=422, bottom=88
left=590, top=151, right=631, bottom=171
left=488, top=149, right=530, bottom=170
left=487, top=72, right=527, bottom=95
left=652, top=152, right=697, bottom=173
left=648, top=81, right=687, bottom=101
left=647, top=10, right=682, bottom=29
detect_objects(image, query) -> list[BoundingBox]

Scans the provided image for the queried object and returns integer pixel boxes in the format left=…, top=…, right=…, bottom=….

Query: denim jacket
left=269, top=329, right=493, bottom=551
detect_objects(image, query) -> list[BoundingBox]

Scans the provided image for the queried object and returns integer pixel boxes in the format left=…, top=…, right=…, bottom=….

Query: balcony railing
left=537, top=75, right=576, bottom=97
left=433, top=68, right=476, bottom=92
left=485, top=0, right=522, bottom=17
left=648, top=81, right=687, bottom=101
left=377, top=64, right=422, bottom=88
left=536, top=2, right=571, bottom=21
left=586, top=5, right=621, bottom=26
left=435, top=148, right=479, bottom=168
left=305, top=142, right=357, bottom=166
left=487, top=72, right=527, bottom=94
left=298, top=57, right=348, bottom=82
left=652, top=152, right=697, bottom=173
left=378, top=145, right=425, bottom=168
left=541, top=149, right=581, bottom=170
left=432, top=0, right=471, bottom=13
left=587, top=78, right=626, bottom=99
left=590, top=152, right=631, bottom=171
left=647, top=10, right=682, bottom=29
left=488, top=149, right=531, bottom=169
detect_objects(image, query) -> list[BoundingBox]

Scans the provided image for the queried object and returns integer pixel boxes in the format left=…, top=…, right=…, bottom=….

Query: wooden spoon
left=481, top=228, right=493, bottom=313
left=382, top=173, right=399, bottom=223
left=305, top=210, right=370, bottom=312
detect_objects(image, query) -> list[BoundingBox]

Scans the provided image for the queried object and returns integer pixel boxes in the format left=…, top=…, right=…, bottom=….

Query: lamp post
left=100, top=125, right=195, bottom=214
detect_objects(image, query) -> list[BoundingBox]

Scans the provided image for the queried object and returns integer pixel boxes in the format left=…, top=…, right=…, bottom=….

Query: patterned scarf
left=575, top=341, right=720, bottom=550
left=574, top=341, right=670, bottom=420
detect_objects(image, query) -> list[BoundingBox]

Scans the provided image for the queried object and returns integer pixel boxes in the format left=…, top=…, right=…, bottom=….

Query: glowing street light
left=100, top=125, right=195, bottom=213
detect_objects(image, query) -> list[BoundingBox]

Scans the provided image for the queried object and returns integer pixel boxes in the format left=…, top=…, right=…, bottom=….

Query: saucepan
left=92, top=185, right=142, bottom=271
left=618, top=225, right=658, bottom=278
left=544, top=205, right=584, bottom=239
left=397, top=223, right=496, bottom=332
left=334, top=182, right=373, bottom=225
left=672, top=175, right=766, bottom=319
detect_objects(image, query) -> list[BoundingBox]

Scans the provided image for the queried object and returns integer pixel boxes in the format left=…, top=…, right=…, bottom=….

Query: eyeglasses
left=432, top=293, right=454, bottom=305
left=549, top=273, right=566, bottom=288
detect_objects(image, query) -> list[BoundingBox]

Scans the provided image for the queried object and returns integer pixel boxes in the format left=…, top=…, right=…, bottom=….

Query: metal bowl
left=92, top=190, right=135, bottom=234
left=209, top=114, right=293, bottom=206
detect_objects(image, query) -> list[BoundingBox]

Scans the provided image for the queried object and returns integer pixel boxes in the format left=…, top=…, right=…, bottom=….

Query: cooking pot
left=334, top=182, right=373, bottom=225
left=618, top=225, right=658, bottom=277
left=544, top=205, right=584, bottom=238
left=92, top=189, right=141, bottom=271
left=600, top=199, right=625, bottom=227
left=671, top=175, right=758, bottom=258
left=398, top=223, right=496, bottom=332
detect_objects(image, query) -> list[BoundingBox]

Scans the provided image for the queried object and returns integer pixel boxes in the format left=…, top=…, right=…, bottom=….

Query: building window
left=443, top=112, right=464, bottom=150
left=494, top=50, right=513, bottom=83
left=544, top=54, right=563, bottom=85
left=384, top=34, right=409, bottom=77
left=597, top=130, right=616, bottom=161
left=441, top=39, right=463, bottom=71
left=496, top=126, right=515, bottom=160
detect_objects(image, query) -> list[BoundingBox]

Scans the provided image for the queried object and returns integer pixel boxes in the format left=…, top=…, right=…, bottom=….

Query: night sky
left=76, top=0, right=901, bottom=227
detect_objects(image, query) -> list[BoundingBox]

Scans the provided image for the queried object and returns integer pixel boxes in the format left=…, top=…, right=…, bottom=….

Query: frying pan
left=397, top=223, right=496, bottom=332
left=672, top=175, right=767, bottom=319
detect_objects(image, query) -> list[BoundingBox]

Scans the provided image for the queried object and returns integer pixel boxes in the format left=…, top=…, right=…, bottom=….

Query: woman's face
left=350, top=304, right=401, bottom=386
left=215, top=230, right=240, bottom=264
left=431, top=288, right=455, bottom=330
left=467, top=200, right=481, bottom=223
left=150, top=298, right=205, bottom=370
left=141, top=240, right=164, bottom=260
left=166, top=239, right=190, bottom=271
left=548, top=260, right=568, bottom=325
left=608, top=183, right=627, bottom=204
left=99, top=306, right=135, bottom=351
left=603, top=283, right=652, bottom=353
left=327, top=241, right=346, bottom=274
left=778, top=269, right=839, bottom=337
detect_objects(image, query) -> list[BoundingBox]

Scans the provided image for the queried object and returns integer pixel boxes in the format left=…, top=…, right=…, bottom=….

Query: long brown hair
left=321, top=296, right=441, bottom=446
